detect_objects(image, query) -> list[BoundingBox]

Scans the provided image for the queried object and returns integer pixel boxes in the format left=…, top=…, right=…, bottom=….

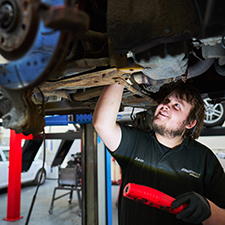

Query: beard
left=152, top=118, right=187, bottom=138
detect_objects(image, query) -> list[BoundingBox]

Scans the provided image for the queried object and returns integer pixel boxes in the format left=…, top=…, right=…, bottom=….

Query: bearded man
left=93, top=82, right=225, bottom=225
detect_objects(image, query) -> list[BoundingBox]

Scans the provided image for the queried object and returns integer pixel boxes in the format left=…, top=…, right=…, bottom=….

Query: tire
left=34, top=169, right=46, bottom=185
left=203, top=97, right=225, bottom=127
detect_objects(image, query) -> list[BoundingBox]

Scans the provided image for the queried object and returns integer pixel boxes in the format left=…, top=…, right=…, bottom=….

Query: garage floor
left=0, top=179, right=119, bottom=225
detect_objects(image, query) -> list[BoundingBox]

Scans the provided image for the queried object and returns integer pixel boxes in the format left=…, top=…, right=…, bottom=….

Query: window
left=2, top=150, right=9, bottom=161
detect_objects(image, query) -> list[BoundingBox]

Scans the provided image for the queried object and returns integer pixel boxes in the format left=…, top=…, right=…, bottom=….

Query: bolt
left=164, top=27, right=172, bottom=34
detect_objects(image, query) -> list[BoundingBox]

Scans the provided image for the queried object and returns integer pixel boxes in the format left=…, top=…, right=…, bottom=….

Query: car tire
left=203, top=97, right=225, bottom=127
left=34, top=169, right=46, bottom=185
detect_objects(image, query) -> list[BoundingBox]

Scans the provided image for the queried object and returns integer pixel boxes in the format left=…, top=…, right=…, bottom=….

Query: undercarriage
left=1, top=0, right=225, bottom=134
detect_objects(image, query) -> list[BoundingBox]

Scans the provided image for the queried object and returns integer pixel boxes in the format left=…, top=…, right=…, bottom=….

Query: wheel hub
left=0, top=0, right=75, bottom=90
left=0, top=1, right=15, bottom=30
left=0, top=0, right=39, bottom=60
left=206, top=105, right=213, bottom=113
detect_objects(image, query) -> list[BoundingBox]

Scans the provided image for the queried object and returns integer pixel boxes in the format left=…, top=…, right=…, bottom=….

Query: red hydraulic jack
left=4, top=130, right=33, bottom=222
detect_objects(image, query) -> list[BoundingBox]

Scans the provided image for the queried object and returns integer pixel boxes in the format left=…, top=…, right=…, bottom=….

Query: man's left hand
left=171, top=191, right=211, bottom=224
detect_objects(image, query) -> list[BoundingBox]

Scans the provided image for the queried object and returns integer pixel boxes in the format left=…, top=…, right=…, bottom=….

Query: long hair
left=170, top=82, right=205, bottom=139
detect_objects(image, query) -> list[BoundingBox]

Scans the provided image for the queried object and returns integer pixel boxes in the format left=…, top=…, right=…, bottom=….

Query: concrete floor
left=0, top=179, right=119, bottom=225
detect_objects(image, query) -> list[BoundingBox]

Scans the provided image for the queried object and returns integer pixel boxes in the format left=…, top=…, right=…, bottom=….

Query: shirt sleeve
left=111, top=124, right=142, bottom=170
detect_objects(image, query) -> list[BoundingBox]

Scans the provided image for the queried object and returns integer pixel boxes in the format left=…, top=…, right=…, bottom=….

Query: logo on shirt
left=181, top=168, right=201, bottom=179
left=134, top=157, right=144, bottom=163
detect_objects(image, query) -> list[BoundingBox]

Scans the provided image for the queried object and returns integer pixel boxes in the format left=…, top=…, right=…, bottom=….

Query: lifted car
left=1, top=0, right=225, bottom=134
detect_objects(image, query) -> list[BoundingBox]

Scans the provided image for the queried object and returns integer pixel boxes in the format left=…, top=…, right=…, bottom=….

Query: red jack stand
left=4, top=130, right=33, bottom=222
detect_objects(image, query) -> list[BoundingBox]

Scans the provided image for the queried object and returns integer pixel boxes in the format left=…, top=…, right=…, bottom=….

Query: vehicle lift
left=44, top=114, right=113, bottom=225
left=4, top=130, right=33, bottom=222
left=4, top=114, right=112, bottom=225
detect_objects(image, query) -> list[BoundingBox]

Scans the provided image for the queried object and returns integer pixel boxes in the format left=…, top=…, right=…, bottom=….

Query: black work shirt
left=111, top=125, right=225, bottom=225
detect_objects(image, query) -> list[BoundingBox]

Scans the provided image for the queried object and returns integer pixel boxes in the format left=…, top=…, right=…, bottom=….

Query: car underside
left=1, top=0, right=225, bottom=135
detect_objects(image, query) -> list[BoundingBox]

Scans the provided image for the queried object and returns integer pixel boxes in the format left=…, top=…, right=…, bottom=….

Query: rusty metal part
left=44, top=90, right=71, bottom=100
left=81, top=39, right=108, bottom=58
left=118, top=81, right=157, bottom=106
left=118, top=65, right=143, bottom=74
left=71, top=87, right=103, bottom=101
left=64, top=57, right=110, bottom=77
left=77, top=30, right=108, bottom=44
left=132, top=73, right=180, bottom=93
left=31, top=88, right=72, bottom=104
left=40, top=65, right=158, bottom=114
left=121, top=95, right=156, bottom=108
left=0, top=0, right=90, bottom=91
left=48, top=57, right=110, bottom=80
left=43, top=90, right=156, bottom=115
left=62, top=30, right=108, bottom=65
left=0, top=86, right=45, bottom=135
left=133, top=41, right=188, bottom=79
left=117, top=65, right=157, bottom=102
left=40, top=66, right=157, bottom=106
left=0, top=87, right=11, bottom=117
left=108, top=38, right=129, bottom=68
left=41, top=5, right=90, bottom=33
left=44, top=99, right=95, bottom=115
left=0, top=0, right=40, bottom=60
left=39, top=68, right=119, bottom=92
left=132, top=57, right=215, bottom=93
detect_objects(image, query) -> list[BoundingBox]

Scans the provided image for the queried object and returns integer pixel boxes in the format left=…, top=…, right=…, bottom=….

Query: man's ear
left=185, top=120, right=197, bottom=129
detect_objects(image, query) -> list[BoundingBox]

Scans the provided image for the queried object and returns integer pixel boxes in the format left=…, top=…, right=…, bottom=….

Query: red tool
left=123, top=183, right=186, bottom=214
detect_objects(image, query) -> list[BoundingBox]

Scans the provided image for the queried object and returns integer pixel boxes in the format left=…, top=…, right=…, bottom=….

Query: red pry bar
left=123, top=183, right=186, bottom=214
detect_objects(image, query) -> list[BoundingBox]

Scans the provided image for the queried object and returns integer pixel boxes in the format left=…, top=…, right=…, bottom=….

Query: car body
left=0, top=147, right=47, bottom=189
left=1, top=0, right=225, bottom=134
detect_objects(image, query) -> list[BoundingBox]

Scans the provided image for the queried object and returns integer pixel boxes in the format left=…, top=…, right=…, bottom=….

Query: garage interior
left=1, top=117, right=225, bottom=225
left=0, top=120, right=121, bottom=225
left=1, top=0, right=225, bottom=225
left=0, top=180, right=120, bottom=225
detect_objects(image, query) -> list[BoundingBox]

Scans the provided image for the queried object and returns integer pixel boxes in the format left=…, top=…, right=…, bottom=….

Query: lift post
left=80, top=122, right=112, bottom=225
left=44, top=114, right=111, bottom=225
left=4, top=130, right=33, bottom=222
left=81, top=123, right=98, bottom=225
left=4, top=114, right=112, bottom=224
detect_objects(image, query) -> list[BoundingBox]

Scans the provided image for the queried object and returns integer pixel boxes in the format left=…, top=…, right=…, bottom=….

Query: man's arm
left=203, top=200, right=225, bottom=225
left=92, top=83, right=124, bottom=152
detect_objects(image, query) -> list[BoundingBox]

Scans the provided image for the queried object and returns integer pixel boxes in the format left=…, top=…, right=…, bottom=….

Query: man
left=92, top=82, right=225, bottom=225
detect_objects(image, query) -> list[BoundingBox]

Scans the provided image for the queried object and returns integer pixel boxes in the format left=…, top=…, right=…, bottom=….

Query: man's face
left=153, top=92, right=193, bottom=138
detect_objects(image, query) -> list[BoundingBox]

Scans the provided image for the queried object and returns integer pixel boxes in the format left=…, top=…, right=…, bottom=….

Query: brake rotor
left=0, top=0, right=73, bottom=90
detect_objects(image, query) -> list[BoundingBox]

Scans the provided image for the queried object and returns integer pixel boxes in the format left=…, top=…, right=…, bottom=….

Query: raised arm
left=92, top=83, right=124, bottom=152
